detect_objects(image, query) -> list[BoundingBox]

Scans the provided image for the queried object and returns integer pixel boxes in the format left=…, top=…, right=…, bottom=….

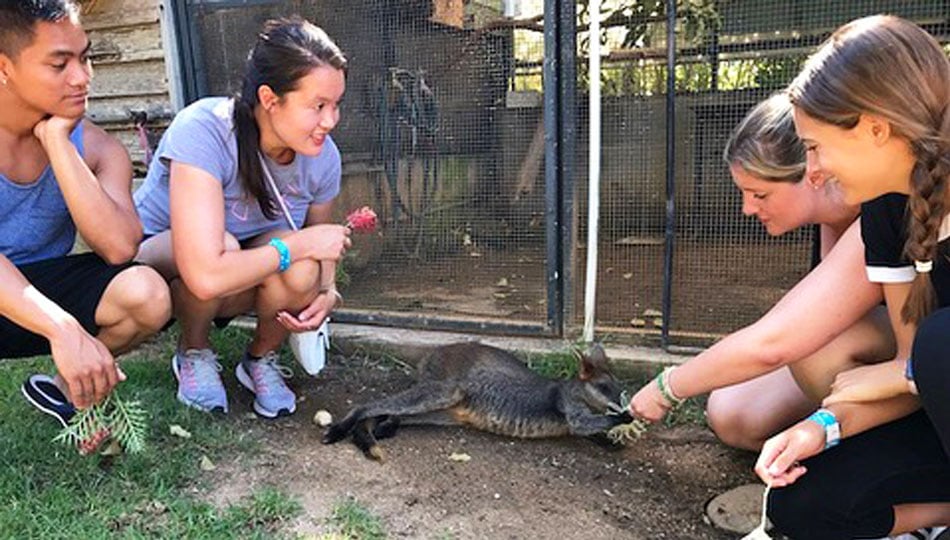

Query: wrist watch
left=807, top=408, right=841, bottom=450
left=904, top=357, right=918, bottom=395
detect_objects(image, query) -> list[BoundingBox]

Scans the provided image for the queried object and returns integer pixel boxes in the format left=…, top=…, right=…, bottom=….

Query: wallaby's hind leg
left=349, top=416, right=400, bottom=462
left=373, top=415, right=401, bottom=440
left=322, top=381, right=465, bottom=446
left=351, top=418, right=387, bottom=461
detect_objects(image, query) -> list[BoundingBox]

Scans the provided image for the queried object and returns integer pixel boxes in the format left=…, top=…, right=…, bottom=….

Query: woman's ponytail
left=232, top=93, right=276, bottom=219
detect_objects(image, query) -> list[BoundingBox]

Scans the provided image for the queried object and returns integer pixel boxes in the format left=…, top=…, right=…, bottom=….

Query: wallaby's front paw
left=322, top=423, right=349, bottom=444
left=609, top=410, right=635, bottom=425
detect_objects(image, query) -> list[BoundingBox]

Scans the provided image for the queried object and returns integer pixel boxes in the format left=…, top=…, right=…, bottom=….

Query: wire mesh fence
left=177, top=0, right=950, bottom=346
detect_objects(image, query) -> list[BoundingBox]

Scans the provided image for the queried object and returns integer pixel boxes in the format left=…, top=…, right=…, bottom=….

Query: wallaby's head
left=572, top=344, right=624, bottom=413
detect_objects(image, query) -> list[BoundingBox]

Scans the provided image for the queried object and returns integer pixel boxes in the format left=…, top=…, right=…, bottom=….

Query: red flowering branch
left=345, top=206, right=378, bottom=233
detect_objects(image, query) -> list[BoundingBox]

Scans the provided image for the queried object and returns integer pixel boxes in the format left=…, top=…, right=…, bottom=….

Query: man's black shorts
left=0, top=253, right=133, bottom=358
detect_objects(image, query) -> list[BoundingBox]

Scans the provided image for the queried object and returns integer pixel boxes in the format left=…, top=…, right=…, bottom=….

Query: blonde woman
left=752, top=15, right=950, bottom=539
left=629, top=93, right=894, bottom=450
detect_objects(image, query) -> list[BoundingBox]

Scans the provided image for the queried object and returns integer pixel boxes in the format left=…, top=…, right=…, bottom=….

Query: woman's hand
left=753, top=419, right=824, bottom=487
left=629, top=378, right=671, bottom=423
left=822, top=361, right=907, bottom=406
left=295, top=224, right=351, bottom=262
left=276, top=288, right=340, bottom=332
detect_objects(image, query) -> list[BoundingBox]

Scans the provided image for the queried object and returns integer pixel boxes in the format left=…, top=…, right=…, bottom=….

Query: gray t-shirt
left=134, top=97, right=341, bottom=240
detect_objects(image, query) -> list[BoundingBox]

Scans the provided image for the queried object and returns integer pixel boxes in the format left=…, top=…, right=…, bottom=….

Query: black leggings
left=914, top=307, right=950, bottom=457
left=767, top=307, right=950, bottom=539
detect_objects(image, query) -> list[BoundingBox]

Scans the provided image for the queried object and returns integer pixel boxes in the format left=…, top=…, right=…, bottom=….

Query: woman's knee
left=260, top=259, right=321, bottom=300
left=706, top=391, right=757, bottom=448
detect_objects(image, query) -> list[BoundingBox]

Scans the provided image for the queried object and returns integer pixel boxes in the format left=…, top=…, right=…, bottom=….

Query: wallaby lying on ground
left=322, top=342, right=633, bottom=460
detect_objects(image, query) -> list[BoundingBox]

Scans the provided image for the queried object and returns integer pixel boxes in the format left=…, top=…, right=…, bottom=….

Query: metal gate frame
left=166, top=0, right=688, bottom=345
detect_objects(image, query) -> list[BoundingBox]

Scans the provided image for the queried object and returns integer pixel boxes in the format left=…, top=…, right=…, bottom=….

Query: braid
left=901, top=131, right=950, bottom=324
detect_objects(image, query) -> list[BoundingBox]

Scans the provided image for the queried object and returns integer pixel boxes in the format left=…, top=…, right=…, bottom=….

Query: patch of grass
left=0, top=327, right=302, bottom=539
left=525, top=350, right=579, bottom=380
left=325, top=497, right=387, bottom=540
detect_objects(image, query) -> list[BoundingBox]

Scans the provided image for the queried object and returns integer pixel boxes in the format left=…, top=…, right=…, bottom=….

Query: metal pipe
left=661, top=0, right=677, bottom=348
left=582, top=0, right=601, bottom=343
left=559, top=0, right=577, bottom=336
left=544, top=0, right=562, bottom=334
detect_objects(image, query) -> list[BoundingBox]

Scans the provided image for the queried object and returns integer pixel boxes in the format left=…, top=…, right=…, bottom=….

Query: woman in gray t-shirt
left=134, top=17, right=351, bottom=419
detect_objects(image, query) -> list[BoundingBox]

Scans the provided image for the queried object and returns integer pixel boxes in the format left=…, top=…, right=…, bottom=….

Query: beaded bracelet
left=656, top=366, right=685, bottom=408
left=268, top=238, right=291, bottom=272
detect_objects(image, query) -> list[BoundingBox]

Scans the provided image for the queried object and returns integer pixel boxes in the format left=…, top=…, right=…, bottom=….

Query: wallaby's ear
left=577, top=343, right=608, bottom=380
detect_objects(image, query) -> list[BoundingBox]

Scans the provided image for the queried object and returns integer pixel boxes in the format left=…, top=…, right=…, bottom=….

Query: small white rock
left=313, top=410, right=333, bottom=427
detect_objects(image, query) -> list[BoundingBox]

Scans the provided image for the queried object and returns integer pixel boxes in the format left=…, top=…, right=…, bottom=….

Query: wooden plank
left=91, top=60, right=168, bottom=97
left=88, top=25, right=164, bottom=64
left=88, top=95, right=174, bottom=125
left=83, top=6, right=159, bottom=31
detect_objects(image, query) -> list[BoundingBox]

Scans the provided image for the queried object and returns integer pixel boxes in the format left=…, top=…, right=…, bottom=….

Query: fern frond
left=54, top=390, right=149, bottom=455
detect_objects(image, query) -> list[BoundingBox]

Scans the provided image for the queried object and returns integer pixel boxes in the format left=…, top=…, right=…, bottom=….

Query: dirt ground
left=205, top=350, right=758, bottom=539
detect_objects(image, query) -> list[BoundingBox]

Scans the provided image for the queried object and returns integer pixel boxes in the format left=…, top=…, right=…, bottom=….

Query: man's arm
left=38, top=117, right=141, bottom=263
left=0, top=255, right=120, bottom=408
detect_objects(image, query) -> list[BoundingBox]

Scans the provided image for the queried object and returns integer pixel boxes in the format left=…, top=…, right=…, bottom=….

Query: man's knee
left=104, top=266, right=172, bottom=331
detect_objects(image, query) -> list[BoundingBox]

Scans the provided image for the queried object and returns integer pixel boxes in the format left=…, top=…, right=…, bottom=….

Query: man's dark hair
left=0, top=0, right=80, bottom=58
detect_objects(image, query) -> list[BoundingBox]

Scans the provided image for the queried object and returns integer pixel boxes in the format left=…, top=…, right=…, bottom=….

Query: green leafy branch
left=606, top=389, right=649, bottom=444
left=53, top=390, right=148, bottom=455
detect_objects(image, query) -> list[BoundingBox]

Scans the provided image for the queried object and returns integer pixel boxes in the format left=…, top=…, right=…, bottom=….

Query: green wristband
left=656, top=367, right=684, bottom=408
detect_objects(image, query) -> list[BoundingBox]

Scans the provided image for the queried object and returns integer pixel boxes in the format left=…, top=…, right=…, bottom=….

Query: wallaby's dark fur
left=322, top=342, right=632, bottom=460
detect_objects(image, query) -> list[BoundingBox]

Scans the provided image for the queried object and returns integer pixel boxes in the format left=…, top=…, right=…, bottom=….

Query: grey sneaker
left=172, top=349, right=228, bottom=413
left=235, top=351, right=296, bottom=418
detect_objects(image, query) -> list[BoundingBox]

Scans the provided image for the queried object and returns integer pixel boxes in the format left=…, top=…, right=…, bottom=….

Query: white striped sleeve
left=866, top=265, right=915, bottom=283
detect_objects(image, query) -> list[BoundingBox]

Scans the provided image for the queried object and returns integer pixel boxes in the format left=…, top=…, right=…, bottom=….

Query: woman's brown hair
left=788, top=15, right=950, bottom=324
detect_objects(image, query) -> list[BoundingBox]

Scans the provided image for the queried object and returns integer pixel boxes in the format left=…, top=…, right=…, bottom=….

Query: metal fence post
left=661, top=0, right=677, bottom=348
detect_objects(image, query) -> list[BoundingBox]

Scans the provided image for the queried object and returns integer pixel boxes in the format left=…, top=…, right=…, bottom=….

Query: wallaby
left=322, top=342, right=632, bottom=460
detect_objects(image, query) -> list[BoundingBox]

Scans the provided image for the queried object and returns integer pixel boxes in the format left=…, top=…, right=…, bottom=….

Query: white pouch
left=288, top=319, right=330, bottom=375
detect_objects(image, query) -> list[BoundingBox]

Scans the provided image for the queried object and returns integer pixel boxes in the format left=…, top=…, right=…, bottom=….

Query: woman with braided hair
left=752, top=15, right=950, bottom=540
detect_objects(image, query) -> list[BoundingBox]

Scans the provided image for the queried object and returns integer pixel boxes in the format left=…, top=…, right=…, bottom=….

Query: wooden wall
left=82, top=0, right=173, bottom=175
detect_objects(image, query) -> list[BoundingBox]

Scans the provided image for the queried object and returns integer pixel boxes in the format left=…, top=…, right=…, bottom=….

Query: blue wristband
left=268, top=237, right=291, bottom=272
left=807, top=408, right=840, bottom=450
left=905, top=357, right=918, bottom=395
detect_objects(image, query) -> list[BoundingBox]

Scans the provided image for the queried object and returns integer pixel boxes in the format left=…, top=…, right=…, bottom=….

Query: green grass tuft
left=325, top=497, right=387, bottom=540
